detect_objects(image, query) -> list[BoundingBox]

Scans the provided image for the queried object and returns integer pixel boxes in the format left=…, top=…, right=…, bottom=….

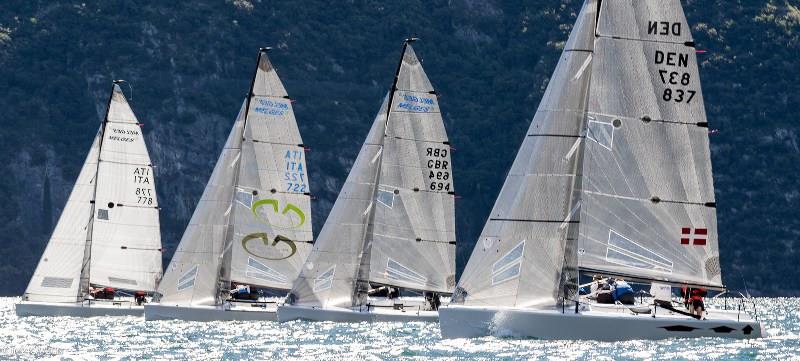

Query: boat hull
left=144, top=303, right=277, bottom=322
left=438, top=305, right=762, bottom=341
left=15, top=301, right=143, bottom=317
left=277, top=304, right=439, bottom=323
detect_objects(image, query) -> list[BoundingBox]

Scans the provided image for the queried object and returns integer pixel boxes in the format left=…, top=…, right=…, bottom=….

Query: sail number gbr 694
left=426, top=147, right=451, bottom=192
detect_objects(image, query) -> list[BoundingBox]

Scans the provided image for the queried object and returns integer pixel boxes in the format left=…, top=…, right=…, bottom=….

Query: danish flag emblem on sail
left=681, top=227, right=707, bottom=246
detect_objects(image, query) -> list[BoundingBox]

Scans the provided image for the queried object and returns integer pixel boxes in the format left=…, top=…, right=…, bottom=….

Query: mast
left=78, top=80, right=119, bottom=300
left=215, top=47, right=267, bottom=302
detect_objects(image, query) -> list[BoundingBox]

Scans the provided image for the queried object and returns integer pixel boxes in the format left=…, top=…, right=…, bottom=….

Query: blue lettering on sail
left=396, top=94, right=435, bottom=113
left=284, top=149, right=307, bottom=193
left=253, top=98, right=289, bottom=116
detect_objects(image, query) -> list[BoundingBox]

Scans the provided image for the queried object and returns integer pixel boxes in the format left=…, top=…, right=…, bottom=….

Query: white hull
left=439, top=305, right=762, bottom=341
left=277, top=304, right=439, bottom=323
left=144, top=303, right=277, bottom=322
left=15, top=300, right=143, bottom=317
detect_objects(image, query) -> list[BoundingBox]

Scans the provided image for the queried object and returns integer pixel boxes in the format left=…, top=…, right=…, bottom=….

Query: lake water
left=1, top=297, right=798, bottom=360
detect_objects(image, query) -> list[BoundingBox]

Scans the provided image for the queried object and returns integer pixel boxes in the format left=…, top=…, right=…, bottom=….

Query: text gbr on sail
left=648, top=21, right=681, bottom=36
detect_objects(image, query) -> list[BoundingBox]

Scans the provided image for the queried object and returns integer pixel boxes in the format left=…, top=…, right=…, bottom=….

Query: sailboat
left=16, top=81, right=163, bottom=317
left=277, top=39, right=456, bottom=323
left=439, top=0, right=762, bottom=340
left=144, top=48, right=313, bottom=321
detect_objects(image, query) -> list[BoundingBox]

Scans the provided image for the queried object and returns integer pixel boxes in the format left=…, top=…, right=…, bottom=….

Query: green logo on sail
left=241, top=198, right=306, bottom=260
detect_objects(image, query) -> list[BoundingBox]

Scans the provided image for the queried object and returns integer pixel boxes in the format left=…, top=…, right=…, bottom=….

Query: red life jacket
left=690, top=288, right=706, bottom=301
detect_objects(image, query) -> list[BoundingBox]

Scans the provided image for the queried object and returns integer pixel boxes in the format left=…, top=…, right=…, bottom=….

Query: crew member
left=689, top=287, right=707, bottom=317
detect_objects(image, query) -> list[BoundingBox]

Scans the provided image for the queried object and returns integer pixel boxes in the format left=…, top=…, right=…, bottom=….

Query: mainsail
left=23, top=83, right=162, bottom=302
left=454, top=0, right=722, bottom=309
left=288, top=41, right=456, bottom=308
left=89, top=84, right=162, bottom=292
left=156, top=49, right=312, bottom=306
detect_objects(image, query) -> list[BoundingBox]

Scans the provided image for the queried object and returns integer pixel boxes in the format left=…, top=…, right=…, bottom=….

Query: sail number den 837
left=654, top=50, right=697, bottom=104
left=426, top=147, right=451, bottom=192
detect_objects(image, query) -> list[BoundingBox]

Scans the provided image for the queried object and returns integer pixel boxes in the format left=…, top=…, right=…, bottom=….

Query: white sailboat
left=17, top=81, right=163, bottom=317
left=277, top=39, right=456, bottom=323
left=145, top=48, right=313, bottom=321
left=439, top=0, right=762, bottom=340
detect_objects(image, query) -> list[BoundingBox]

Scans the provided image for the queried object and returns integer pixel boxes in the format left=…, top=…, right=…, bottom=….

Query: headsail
left=89, top=84, right=162, bottom=292
left=288, top=96, right=388, bottom=308
left=156, top=102, right=245, bottom=306
left=288, top=41, right=455, bottom=308
left=453, top=0, right=597, bottom=308
left=23, top=135, right=101, bottom=303
left=228, top=50, right=314, bottom=290
left=577, top=0, right=721, bottom=288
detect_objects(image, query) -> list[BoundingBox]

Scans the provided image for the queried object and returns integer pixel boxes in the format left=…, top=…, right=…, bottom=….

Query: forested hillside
left=0, top=0, right=797, bottom=295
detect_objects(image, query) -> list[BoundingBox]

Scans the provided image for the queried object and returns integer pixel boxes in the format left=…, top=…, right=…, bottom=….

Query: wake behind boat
left=145, top=48, right=313, bottom=322
left=17, top=81, right=162, bottom=317
left=278, top=39, right=456, bottom=323
left=439, top=0, right=762, bottom=340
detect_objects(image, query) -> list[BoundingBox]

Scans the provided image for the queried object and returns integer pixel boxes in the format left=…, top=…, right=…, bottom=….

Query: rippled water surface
left=1, top=297, right=799, bottom=360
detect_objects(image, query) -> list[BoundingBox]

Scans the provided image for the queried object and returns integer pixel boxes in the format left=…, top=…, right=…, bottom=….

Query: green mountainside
left=0, top=0, right=797, bottom=295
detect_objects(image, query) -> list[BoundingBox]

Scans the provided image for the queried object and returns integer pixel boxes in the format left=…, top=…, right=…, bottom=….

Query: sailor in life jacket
left=681, top=286, right=708, bottom=317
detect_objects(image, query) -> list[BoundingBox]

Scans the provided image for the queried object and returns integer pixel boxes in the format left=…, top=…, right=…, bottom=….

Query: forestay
left=453, top=0, right=597, bottom=308
left=156, top=103, right=245, bottom=306
left=578, top=0, right=722, bottom=289
left=89, top=84, right=162, bottom=292
left=229, top=52, right=313, bottom=290
left=23, top=135, right=101, bottom=303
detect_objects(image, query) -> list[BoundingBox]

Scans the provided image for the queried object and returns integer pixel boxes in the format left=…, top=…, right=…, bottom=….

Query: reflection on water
left=0, top=297, right=798, bottom=360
